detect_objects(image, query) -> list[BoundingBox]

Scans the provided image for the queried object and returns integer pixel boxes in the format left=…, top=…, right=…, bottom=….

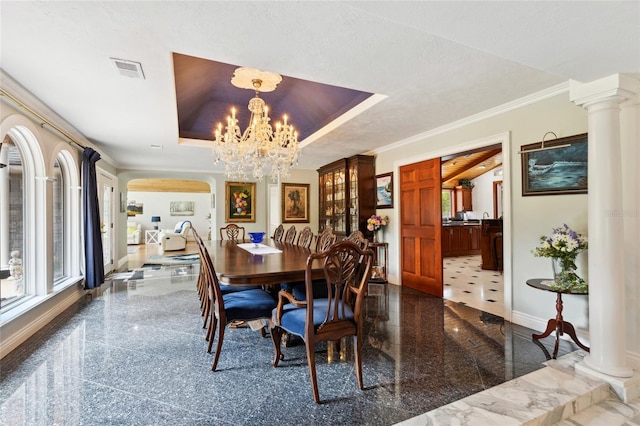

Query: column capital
left=570, top=74, right=639, bottom=108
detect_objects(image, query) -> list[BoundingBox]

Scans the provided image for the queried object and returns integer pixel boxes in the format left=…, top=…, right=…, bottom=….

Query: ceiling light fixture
left=212, top=67, right=299, bottom=181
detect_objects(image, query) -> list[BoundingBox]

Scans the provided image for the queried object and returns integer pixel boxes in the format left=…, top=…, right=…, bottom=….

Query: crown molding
left=370, top=81, right=570, bottom=155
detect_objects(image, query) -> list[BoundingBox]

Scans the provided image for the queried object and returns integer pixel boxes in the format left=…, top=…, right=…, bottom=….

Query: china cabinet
left=318, top=155, right=375, bottom=237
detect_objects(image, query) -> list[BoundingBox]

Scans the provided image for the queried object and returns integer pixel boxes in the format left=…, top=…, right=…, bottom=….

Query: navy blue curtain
left=82, top=147, right=104, bottom=289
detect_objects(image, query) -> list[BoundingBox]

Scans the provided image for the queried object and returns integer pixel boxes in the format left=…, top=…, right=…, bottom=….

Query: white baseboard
left=510, top=310, right=591, bottom=347
left=0, top=288, right=84, bottom=359
left=117, top=255, right=128, bottom=269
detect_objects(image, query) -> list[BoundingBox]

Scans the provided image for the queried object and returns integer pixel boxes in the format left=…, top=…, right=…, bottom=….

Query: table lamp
left=151, top=216, right=161, bottom=230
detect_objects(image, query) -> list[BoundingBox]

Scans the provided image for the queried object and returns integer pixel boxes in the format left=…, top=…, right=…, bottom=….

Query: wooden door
left=400, top=158, right=443, bottom=297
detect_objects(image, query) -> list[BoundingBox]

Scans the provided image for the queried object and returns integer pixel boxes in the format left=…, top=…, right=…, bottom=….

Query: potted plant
left=459, top=178, right=474, bottom=189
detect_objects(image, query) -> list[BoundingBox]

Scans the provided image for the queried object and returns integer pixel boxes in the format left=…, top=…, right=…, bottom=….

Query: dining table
left=207, top=239, right=323, bottom=286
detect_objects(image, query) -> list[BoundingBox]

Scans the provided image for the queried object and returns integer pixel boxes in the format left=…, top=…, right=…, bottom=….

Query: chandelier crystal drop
left=212, top=67, right=300, bottom=181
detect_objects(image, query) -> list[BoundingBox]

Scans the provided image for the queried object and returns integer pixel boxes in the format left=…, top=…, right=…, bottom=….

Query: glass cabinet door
left=323, top=173, right=333, bottom=230
left=349, top=164, right=359, bottom=233
left=334, top=169, right=345, bottom=233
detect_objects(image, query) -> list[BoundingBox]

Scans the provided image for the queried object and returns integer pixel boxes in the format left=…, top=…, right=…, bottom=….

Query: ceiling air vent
left=110, top=58, right=145, bottom=79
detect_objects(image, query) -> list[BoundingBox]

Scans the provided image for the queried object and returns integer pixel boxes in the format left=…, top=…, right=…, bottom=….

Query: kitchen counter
left=442, top=220, right=481, bottom=227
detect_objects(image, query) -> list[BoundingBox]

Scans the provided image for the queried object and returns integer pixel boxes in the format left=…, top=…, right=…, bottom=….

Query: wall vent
left=110, top=58, right=145, bottom=79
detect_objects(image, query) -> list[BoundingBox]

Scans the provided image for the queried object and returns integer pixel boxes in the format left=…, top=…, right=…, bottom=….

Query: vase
left=372, top=231, right=378, bottom=243
left=551, top=257, right=577, bottom=290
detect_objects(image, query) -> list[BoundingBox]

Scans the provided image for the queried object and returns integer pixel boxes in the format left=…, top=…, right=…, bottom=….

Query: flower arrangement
left=233, top=190, right=249, bottom=215
left=367, top=215, right=388, bottom=232
left=533, top=224, right=588, bottom=291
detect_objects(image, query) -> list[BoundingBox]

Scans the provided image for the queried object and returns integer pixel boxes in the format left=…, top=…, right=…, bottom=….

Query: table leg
left=531, top=292, right=565, bottom=359
left=532, top=318, right=557, bottom=340
left=558, top=320, right=590, bottom=353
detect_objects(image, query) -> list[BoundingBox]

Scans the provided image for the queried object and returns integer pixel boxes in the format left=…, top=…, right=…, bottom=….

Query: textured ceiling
left=1, top=2, right=638, bottom=173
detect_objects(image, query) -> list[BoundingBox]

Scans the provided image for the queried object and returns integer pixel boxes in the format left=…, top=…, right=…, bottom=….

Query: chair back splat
left=270, top=240, right=373, bottom=402
left=346, top=230, right=369, bottom=250
left=283, top=225, right=297, bottom=244
left=315, top=229, right=337, bottom=252
left=296, top=226, right=314, bottom=248
left=272, top=224, right=285, bottom=242
left=220, top=223, right=245, bottom=241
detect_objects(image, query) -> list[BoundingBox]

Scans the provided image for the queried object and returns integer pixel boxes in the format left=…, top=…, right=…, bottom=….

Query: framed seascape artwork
left=521, top=133, right=588, bottom=196
left=225, top=182, right=256, bottom=222
left=169, top=201, right=195, bottom=216
left=375, top=172, right=393, bottom=208
left=282, top=183, right=310, bottom=223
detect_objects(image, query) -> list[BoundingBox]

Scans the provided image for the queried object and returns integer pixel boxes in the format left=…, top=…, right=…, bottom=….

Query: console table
left=526, top=278, right=589, bottom=359
left=369, top=242, right=388, bottom=283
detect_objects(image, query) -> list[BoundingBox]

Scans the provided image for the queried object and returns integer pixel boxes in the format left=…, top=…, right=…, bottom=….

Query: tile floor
left=443, top=255, right=504, bottom=318
left=1, top=245, right=636, bottom=425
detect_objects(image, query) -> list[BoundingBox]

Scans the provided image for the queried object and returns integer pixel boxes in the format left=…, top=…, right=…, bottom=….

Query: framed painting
left=375, top=172, right=393, bottom=208
left=282, top=183, right=310, bottom=223
left=521, top=133, right=588, bottom=196
left=169, top=201, right=195, bottom=216
left=127, top=200, right=143, bottom=217
left=225, top=182, right=256, bottom=222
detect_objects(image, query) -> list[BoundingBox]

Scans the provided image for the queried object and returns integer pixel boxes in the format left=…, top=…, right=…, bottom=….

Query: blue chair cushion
left=276, top=298, right=354, bottom=338
left=281, top=280, right=329, bottom=301
left=223, top=289, right=276, bottom=321
left=220, top=284, right=256, bottom=294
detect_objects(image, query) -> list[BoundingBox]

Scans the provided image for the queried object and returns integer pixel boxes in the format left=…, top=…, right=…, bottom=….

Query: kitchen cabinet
left=318, top=155, right=375, bottom=237
left=455, top=186, right=473, bottom=212
left=442, top=224, right=481, bottom=257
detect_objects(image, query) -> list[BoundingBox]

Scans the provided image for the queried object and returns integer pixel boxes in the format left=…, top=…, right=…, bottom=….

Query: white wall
left=471, top=169, right=502, bottom=218
left=374, top=90, right=590, bottom=332
left=127, top=191, right=211, bottom=239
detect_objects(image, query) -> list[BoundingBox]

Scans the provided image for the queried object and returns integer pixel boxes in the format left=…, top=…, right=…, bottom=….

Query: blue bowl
left=248, top=232, right=266, bottom=244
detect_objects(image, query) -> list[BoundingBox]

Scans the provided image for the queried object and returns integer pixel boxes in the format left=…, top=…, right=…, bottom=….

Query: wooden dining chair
left=272, top=224, right=284, bottom=242
left=193, top=229, right=257, bottom=330
left=270, top=240, right=374, bottom=403
left=283, top=225, right=297, bottom=244
left=296, top=226, right=314, bottom=248
left=220, top=223, right=245, bottom=241
left=195, top=233, right=277, bottom=371
left=346, top=230, right=369, bottom=250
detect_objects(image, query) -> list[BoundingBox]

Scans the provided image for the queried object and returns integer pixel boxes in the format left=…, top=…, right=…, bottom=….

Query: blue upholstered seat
left=223, top=289, right=277, bottom=320
left=277, top=298, right=354, bottom=338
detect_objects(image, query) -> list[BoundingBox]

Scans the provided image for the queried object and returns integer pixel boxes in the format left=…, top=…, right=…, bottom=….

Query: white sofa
left=159, top=220, right=192, bottom=251
left=127, top=221, right=142, bottom=245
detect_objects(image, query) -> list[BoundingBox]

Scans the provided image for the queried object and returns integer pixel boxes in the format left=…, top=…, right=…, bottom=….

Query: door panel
left=97, top=171, right=115, bottom=275
left=400, top=158, right=442, bottom=297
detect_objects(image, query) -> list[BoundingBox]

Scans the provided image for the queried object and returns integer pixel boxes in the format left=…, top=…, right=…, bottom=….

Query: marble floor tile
left=443, top=255, right=504, bottom=318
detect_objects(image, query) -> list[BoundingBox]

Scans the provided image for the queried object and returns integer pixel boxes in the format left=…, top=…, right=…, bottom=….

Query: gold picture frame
left=225, top=182, right=256, bottom=222
left=282, top=183, right=310, bottom=223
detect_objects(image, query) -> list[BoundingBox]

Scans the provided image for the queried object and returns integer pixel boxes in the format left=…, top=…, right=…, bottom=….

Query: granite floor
left=0, top=262, right=589, bottom=425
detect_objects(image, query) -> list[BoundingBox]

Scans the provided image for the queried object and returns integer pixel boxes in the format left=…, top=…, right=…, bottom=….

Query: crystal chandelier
left=212, top=67, right=300, bottom=181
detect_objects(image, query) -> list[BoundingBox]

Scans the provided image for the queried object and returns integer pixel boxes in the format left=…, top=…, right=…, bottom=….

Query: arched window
left=52, top=149, right=80, bottom=286
left=0, top=135, right=26, bottom=307
left=52, top=156, right=65, bottom=282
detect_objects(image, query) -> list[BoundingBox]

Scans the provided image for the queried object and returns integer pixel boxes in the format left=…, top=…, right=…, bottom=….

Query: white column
left=570, top=74, right=637, bottom=378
